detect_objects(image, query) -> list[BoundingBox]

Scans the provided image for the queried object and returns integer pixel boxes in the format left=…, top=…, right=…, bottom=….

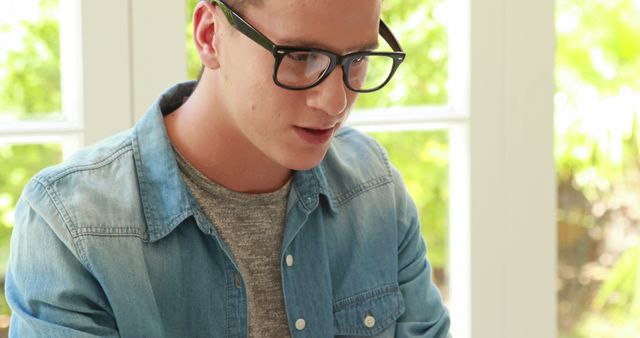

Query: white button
left=363, top=315, right=376, bottom=328
left=295, top=318, right=306, bottom=331
left=286, top=254, right=294, bottom=267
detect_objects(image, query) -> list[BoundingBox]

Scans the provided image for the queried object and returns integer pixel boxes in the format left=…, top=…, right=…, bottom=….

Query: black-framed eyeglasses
left=209, top=0, right=406, bottom=93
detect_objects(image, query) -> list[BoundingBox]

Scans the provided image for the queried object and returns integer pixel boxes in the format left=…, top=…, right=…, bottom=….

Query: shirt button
left=363, top=314, right=376, bottom=328
left=295, top=318, right=306, bottom=331
left=286, top=254, right=294, bottom=267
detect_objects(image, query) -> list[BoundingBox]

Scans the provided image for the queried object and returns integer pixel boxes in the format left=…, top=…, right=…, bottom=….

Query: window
left=556, top=0, right=640, bottom=336
left=0, top=0, right=142, bottom=332
left=0, top=1, right=556, bottom=337
left=0, top=0, right=68, bottom=333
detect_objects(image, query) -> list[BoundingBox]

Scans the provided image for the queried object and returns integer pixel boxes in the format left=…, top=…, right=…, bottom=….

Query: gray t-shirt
left=174, top=148, right=292, bottom=338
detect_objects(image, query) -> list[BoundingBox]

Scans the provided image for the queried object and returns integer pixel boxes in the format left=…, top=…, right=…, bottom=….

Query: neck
left=165, top=79, right=292, bottom=194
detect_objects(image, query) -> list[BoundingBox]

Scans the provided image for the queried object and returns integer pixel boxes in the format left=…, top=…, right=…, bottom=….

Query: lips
left=294, top=126, right=335, bottom=145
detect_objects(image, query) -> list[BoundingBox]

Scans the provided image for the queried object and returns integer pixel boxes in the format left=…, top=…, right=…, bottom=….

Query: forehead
left=246, top=0, right=381, bottom=53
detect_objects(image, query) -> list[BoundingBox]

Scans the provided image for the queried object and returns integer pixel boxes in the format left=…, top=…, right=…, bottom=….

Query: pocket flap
left=333, top=284, right=405, bottom=336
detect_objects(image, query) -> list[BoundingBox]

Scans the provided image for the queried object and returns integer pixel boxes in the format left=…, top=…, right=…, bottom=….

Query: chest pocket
left=333, top=284, right=405, bottom=337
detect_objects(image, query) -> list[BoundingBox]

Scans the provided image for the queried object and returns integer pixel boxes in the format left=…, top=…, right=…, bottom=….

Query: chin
left=282, top=153, right=327, bottom=171
left=287, top=159, right=323, bottom=171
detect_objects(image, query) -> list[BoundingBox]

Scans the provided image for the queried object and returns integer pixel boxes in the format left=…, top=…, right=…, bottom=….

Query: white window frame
left=0, top=0, right=187, bottom=151
left=0, top=0, right=556, bottom=337
left=465, top=1, right=555, bottom=337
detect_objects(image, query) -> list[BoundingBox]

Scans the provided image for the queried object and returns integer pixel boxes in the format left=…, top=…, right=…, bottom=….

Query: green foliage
left=186, top=0, right=200, bottom=80
left=592, top=246, right=640, bottom=318
left=0, top=0, right=61, bottom=120
left=357, top=0, right=448, bottom=108
left=557, top=0, right=640, bottom=95
left=556, top=0, right=640, bottom=336
left=555, top=0, right=640, bottom=189
left=0, top=1, right=65, bottom=323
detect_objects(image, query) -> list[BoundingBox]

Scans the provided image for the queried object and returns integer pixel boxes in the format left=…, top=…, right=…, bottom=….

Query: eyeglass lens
left=276, top=52, right=396, bottom=91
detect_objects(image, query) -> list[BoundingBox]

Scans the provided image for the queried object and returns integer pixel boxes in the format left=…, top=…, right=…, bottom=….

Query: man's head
left=191, top=0, right=392, bottom=171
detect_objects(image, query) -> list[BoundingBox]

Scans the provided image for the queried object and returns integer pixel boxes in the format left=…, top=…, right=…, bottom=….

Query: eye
left=285, top=52, right=311, bottom=62
left=352, top=55, right=368, bottom=64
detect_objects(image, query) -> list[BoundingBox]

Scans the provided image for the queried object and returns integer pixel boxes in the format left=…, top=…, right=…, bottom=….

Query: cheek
left=222, top=40, right=272, bottom=88
left=347, top=91, right=359, bottom=106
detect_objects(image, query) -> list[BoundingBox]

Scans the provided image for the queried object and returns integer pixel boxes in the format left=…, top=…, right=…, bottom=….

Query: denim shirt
left=6, top=82, right=450, bottom=338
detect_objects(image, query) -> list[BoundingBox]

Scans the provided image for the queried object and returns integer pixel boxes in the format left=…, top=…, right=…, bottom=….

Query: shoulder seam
left=37, top=139, right=133, bottom=184
left=28, top=178, right=98, bottom=275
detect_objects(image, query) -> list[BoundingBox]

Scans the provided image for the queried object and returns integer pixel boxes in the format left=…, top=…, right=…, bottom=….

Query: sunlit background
left=0, top=0, right=639, bottom=337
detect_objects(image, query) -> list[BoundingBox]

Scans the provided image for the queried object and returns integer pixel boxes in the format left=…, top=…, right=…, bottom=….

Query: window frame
left=0, top=0, right=556, bottom=337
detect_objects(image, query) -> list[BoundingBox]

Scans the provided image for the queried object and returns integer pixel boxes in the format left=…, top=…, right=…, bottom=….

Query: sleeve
left=5, top=179, right=120, bottom=338
left=392, top=168, right=451, bottom=338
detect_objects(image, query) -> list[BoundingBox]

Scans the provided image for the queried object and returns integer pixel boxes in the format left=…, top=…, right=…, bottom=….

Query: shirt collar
left=290, top=168, right=337, bottom=214
left=132, top=81, right=337, bottom=242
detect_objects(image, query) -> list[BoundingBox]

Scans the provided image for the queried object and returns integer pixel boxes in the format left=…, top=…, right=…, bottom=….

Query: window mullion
left=348, top=105, right=468, bottom=132
left=468, top=0, right=556, bottom=337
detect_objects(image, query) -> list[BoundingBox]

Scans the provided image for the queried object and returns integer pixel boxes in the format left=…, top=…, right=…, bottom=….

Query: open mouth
left=294, top=126, right=335, bottom=145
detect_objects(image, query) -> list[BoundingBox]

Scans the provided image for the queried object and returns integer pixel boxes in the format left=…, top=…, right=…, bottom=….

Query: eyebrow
left=277, top=38, right=380, bottom=54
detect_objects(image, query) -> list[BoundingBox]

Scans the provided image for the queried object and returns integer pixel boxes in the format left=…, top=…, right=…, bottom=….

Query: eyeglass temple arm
left=379, top=20, right=404, bottom=53
left=211, top=0, right=276, bottom=52
left=212, top=0, right=403, bottom=55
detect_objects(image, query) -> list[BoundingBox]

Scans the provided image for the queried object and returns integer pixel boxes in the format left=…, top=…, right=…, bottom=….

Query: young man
left=6, top=0, right=450, bottom=336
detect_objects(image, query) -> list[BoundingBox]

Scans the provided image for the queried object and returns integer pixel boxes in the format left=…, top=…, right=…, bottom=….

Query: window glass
left=556, top=0, right=640, bottom=336
left=357, top=0, right=448, bottom=109
left=186, top=0, right=199, bottom=81
left=0, top=0, right=62, bottom=122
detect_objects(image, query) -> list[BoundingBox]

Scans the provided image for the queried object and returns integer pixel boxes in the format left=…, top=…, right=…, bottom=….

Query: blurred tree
left=356, top=0, right=448, bottom=108
left=0, top=0, right=63, bottom=326
left=556, top=0, right=640, bottom=336
left=557, top=0, right=640, bottom=96
left=0, top=0, right=60, bottom=120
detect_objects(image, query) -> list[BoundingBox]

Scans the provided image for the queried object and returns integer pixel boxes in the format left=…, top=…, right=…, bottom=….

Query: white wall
left=469, top=0, right=556, bottom=337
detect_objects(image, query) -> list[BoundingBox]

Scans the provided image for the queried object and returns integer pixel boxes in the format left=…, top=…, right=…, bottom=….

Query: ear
left=193, top=1, right=222, bottom=70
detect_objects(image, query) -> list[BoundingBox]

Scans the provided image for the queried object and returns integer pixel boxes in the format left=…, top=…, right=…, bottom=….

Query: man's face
left=212, top=0, right=381, bottom=171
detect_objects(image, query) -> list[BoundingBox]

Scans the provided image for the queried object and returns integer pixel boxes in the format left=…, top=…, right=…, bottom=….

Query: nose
left=305, top=66, right=349, bottom=117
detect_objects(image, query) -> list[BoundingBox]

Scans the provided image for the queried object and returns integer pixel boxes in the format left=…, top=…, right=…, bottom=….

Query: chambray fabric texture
left=6, top=81, right=450, bottom=338
left=176, top=147, right=292, bottom=337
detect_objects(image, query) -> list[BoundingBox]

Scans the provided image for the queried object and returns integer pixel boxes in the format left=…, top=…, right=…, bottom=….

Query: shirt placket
left=223, top=256, right=248, bottom=338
